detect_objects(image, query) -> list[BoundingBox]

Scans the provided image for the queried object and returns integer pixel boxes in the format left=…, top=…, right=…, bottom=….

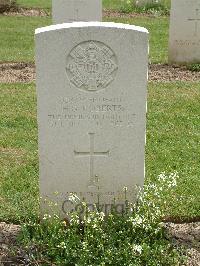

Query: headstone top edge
left=35, top=22, right=149, bottom=35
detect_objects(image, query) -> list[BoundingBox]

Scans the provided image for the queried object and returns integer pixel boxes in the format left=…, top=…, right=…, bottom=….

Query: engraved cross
left=74, top=133, right=109, bottom=184
left=188, top=8, right=200, bottom=36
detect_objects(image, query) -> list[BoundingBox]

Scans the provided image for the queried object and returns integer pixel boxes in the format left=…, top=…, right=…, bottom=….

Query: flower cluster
left=20, top=172, right=182, bottom=265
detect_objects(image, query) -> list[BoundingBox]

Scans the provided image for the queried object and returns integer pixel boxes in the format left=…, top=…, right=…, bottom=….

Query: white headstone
left=35, top=22, right=148, bottom=216
left=52, top=0, right=102, bottom=24
left=169, top=0, right=200, bottom=64
left=136, top=0, right=155, bottom=7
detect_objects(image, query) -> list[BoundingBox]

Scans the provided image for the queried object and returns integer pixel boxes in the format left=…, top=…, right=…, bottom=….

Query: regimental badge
left=66, top=41, right=118, bottom=92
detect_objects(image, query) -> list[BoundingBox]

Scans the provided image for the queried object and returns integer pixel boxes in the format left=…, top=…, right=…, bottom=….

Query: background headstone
left=52, top=0, right=102, bottom=24
left=135, top=0, right=156, bottom=7
left=35, top=22, right=148, bottom=216
left=169, top=0, right=200, bottom=64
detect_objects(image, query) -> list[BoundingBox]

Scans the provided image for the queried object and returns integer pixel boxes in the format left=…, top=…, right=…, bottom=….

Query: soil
left=164, top=222, right=200, bottom=266
left=0, top=62, right=200, bottom=83
left=0, top=223, right=23, bottom=265
left=149, top=64, right=200, bottom=82
left=103, top=9, right=161, bottom=18
left=2, top=7, right=158, bottom=18
left=0, top=63, right=35, bottom=83
left=3, top=7, right=49, bottom=17
left=0, top=222, right=199, bottom=265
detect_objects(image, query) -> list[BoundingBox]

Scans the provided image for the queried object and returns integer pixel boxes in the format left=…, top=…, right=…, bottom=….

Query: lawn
left=0, top=16, right=168, bottom=63
left=16, top=0, right=171, bottom=10
left=0, top=83, right=38, bottom=222
left=105, top=16, right=169, bottom=64
left=0, top=82, right=199, bottom=223
left=0, top=16, right=51, bottom=62
left=147, top=82, right=200, bottom=219
left=0, top=1, right=199, bottom=263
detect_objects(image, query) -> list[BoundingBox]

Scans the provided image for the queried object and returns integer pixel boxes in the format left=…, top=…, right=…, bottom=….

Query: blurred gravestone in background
left=52, top=0, right=102, bottom=24
left=0, top=0, right=16, bottom=13
left=135, top=0, right=155, bottom=7
left=169, top=0, right=200, bottom=64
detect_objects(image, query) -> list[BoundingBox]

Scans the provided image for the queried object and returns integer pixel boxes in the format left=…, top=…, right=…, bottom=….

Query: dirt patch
left=0, top=62, right=200, bottom=83
left=2, top=7, right=160, bottom=18
left=3, top=7, right=49, bottom=17
left=164, top=222, right=200, bottom=266
left=0, top=222, right=24, bottom=265
left=103, top=9, right=160, bottom=18
left=0, top=63, right=35, bottom=83
left=0, top=222, right=200, bottom=265
left=149, top=64, right=200, bottom=82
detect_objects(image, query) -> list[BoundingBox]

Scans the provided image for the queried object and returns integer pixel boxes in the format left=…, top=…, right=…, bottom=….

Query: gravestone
left=169, top=0, right=200, bottom=64
left=52, top=0, right=102, bottom=24
left=135, top=0, right=155, bottom=7
left=35, top=22, right=148, bottom=216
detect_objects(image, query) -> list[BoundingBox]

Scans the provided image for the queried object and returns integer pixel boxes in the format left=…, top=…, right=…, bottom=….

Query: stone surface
left=169, top=0, right=200, bottom=64
left=52, top=0, right=102, bottom=24
left=35, top=22, right=148, bottom=216
left=135, top=0, right=155, bottom=7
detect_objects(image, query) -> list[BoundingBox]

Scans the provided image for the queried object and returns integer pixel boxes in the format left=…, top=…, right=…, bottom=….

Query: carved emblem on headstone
left=66, top=41, right=118, bottom=92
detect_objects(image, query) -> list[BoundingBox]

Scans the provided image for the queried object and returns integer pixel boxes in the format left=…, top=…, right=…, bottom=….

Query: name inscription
left=48, top=95, right=136, bottom=128
left=174, top=39, right=200, bottom=46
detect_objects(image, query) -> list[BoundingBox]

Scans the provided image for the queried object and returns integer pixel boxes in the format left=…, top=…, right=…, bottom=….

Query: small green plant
left=187, top=63, right=200, bottom=72
left=18, top=172, right=185, bottom=265
left=119, top=0, right=134, bottom=13
left=118, top=0, right=169, bottom=16
left=136, top=1, right=169, bottom=16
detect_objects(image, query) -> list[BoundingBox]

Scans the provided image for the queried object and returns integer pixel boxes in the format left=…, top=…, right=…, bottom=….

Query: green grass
left=16, top=0, right=171, bottom=11
left=0, top=0, right=198, bottom=263
left=0, top=82, right=199, bottom=223
left=19, top=181, right=183, bottom=265
left=17, top=0, right=51, bottom=9
left=103, top=0, right=133, bottom=10
left=16, top=0, right=133, bottom=10
left=0, top=83, right=39, bottom=222
left=0, top=16, right=168, bottom=63
left=147, top=82, right=200, bottom=219
left=105, top=16, right=169, bottom=64
left=0, top=16, right=51, bottom=62
left=104, top=0, right=171, bottom=10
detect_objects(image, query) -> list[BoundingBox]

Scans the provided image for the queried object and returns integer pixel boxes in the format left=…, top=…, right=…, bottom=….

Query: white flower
left=57, top=242, right=67, bottom=249
left=99, top=212, right=105, bottom=221
left=123, top=186, right=128, bottom=192
left=133, top=244, right=143, bottom=254
left=82, top=242, right=87, bottom=249
left=131, top=215, right=143, bottom=226
left=68, top=193, right=80, bottom=204
left=43, top=214, right=51, bottom=220
left=157, top=172, right=166, bottom=181
left=92, top=224, right=97, bottom=229
left=86, top=217, right=91, bottom=224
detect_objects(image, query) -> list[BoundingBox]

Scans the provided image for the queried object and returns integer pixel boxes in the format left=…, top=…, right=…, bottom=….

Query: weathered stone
left=35, top=22, right=148, bottom=217
left=135, top=0, right=156, bottom=7
left=169, top=0, right=200, bottom=64
left=52, top=0, right=102, bottom=24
